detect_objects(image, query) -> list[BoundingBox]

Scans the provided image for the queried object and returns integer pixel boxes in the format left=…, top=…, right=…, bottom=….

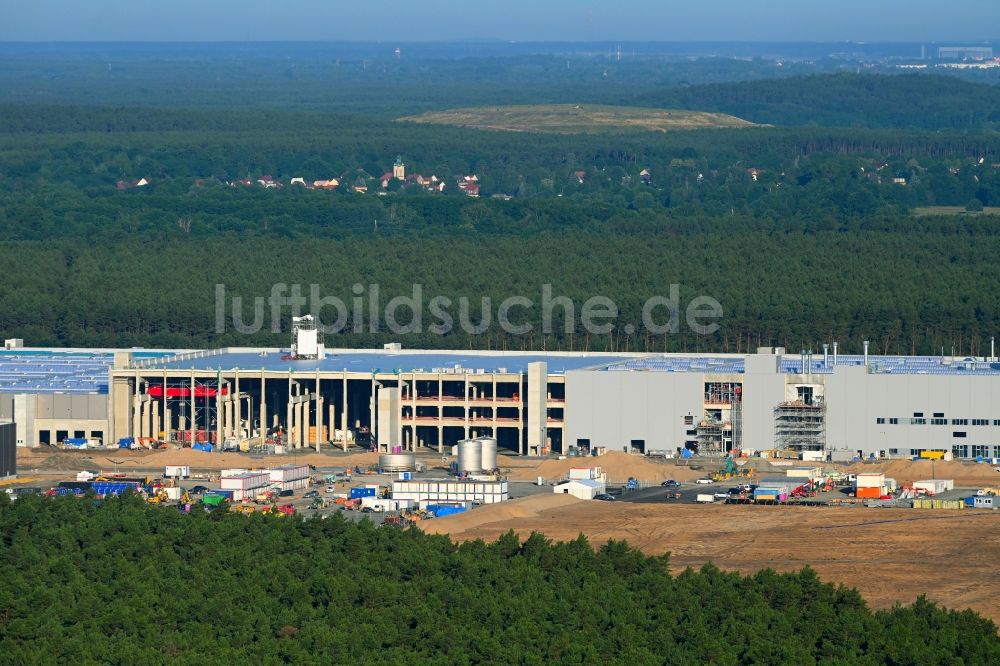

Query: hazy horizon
left=3, top=0, right=998, bottom=43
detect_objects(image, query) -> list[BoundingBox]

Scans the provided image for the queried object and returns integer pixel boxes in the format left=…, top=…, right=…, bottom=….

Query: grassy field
left=399, top=104, right=758, bottom=134
left=912, top=206, right=1000, bottom=217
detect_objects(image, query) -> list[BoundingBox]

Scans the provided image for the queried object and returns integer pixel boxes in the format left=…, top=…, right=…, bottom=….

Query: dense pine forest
left=1, top=494, right=998, bottom=664
left=2, top=45, right=1000, bottom=354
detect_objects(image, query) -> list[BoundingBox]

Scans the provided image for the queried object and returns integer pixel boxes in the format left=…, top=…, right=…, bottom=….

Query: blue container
left=431, top=505, right=467, bottom=518
left=349, top=487, right=376, bottom=499
left=964, top=496, right=976, bottom=508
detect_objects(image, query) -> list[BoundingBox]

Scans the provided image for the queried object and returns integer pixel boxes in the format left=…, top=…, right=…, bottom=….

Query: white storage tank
left=379, top=453, right=416, bottom=472
left=457, top=439, right=483, bottom=474
left=478, top=437, right=498, bottom=471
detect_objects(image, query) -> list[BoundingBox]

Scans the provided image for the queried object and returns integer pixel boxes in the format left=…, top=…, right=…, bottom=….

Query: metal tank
left=378, top=453, right=416, bottom=472
left=478, top=437, right=498, bottom=471
left=457, top=439, right=483, bottom=474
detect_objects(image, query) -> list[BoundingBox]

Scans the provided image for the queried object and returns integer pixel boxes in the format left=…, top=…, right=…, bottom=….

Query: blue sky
left=2, top=0, right=998, bottom=42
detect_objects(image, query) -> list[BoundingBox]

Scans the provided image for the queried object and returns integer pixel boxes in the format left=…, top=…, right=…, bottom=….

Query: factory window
left=630, top=440, right=646, bottom=454
left=933, top=412, right=944, bottom=419
left=913, top=412, right=924, bottom=418
left=888, top=448, right=899, bottom=456
left=952, top=419, right=968, bottom=426
left=889, top=418, right=898, bottom=425
left=973, top=419, right=989, bottom=426
left=994, top=446, right=1000, bottom=457
left=952, top=445, right=969, bottom=458
left=683, top=415, right=694, bottom=426
left=911, top=418, right=926, bottom=425
left=686, top=429, right=697, bottom=437
left=994, top=420, right=1000, bottom=427
left=909, top=449, right=920, bottom=456
left=931, top=418, right=947, bottom=426
left=876, top=417, right=885, bottom=424
left=972, top=445, right=990, bottom=457
left=953, top=431, right=967, bottom=438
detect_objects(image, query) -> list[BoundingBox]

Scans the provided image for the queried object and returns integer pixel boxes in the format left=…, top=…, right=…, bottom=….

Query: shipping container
left=855, top=473, right=885, bottom=489
left=221, top=472, right=270, bottom=491
left=855, top=486, right=883, bottom=499
left=268, top=465, right=310, bottom=483
left=275, top=477, right=310, bottom=492
left=913, top=479, right=954, bottom=494
left=349, top=487, right=377, bottom=499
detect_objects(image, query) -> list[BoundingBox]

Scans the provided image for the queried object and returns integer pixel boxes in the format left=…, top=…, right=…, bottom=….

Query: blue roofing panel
left=149, top=351, right=632, bottom=374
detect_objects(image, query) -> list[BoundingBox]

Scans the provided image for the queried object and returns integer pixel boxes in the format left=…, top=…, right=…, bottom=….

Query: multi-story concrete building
left=5, top=343, right=1000, bottom=461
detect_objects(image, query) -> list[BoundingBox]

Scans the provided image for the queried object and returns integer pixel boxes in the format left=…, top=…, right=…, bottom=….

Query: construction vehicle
left=146, top=489, right=169, bottom=505
left=711, top=455, right=753, bottom=482
left=254, top=489, right=276, bottom=504
left=232, top=504, right=256, bottom=515
left=275, top=504, right=296, bottom=517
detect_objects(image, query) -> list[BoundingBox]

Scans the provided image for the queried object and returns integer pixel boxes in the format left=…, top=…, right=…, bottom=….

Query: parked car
left=189, top=485, right=208, bottom=494
left=361, top=506, right=375, bottom=513
left=324, top=486, right=335, bottom=493
left=279, top=489, right=294, bottom=497
left=694, top=478, right=713, bottom=484
left=594, top=493, right=616, bottom=501
left=714, top=492, right=730, bottom=500
left=661, top=480, right=681, bottom=488
left=664, top=491, right=682, bottom=500
left=304, top=490, right=319, bottom=499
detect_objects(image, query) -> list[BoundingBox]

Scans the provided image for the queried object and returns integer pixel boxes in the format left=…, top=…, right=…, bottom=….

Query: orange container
left=855, top=486, right=882, bottom=499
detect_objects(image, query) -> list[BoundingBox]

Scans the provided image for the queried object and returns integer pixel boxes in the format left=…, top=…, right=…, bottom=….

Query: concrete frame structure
left=6, top=346, right=1000, bottom=462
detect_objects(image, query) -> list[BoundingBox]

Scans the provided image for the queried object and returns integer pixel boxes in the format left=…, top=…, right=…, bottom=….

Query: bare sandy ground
left=423, top=495, right=1000, bottom=623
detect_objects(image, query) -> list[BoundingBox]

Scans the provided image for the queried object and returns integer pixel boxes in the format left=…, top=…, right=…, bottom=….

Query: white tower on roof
left=291, top=315, right=322, bottom=359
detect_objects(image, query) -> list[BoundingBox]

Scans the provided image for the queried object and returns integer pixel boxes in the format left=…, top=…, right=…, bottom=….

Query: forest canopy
left=1, top=494, right=998, bottom=665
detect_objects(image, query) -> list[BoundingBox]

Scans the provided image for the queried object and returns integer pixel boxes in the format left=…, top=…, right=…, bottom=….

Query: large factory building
left=4, top=335, right=1000, bottom=461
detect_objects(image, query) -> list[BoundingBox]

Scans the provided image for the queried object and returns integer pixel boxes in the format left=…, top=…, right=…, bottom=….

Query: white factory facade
left=4, top=337, right=1000, bottom=461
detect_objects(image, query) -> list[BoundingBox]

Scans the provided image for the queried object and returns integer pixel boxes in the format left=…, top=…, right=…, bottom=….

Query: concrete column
left=315, top=397, right=324, bottom=451
left=131, top=395, right=140, bottom=440
left=463, top=375, right=470, bottom=439
left=215, top=376, right=222, bottom=450
left=151, top=401, right=160, bottom=440
left=164, top=407, right=172, bottom=442
left=139, top=398, right=149, bottom=438
left=234, top=370, right=241, bottom=440
left=302, top=396, right=311, bottom=450
left=341, top=372, right=348, bottom=451
left=315, top=370, right=322, bottom=450
left=161, top=371, right=168, bottom=441
left=438, top=425, right=443, bottom=454
left=259, top=370, right=267, bottom=443
left=189, top=373, right=196, bottom=441
left=286, top=373, right=293, bottom=447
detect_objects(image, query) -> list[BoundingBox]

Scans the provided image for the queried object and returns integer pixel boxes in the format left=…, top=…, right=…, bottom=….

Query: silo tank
left=478, top=437, right=498, bottom=471
left=457, top=439, right=483, bottom=474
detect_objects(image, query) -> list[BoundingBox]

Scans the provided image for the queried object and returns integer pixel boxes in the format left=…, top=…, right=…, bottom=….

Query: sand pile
left=505, top=451, right=706, bottom=483
left=841, top=459, right=1000, bottom=487
left=420, top=493, right=581, bottom=535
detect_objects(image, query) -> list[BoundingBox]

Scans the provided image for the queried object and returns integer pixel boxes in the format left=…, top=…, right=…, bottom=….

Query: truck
left=696, top=493, right=715, bottom=504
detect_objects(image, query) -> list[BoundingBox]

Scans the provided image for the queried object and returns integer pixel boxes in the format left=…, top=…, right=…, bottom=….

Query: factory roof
left=605, top=354, right=1000, bottom=376
left=140, top=348, right=633, bottom=375
left=0, top=348, right=175, bottom=394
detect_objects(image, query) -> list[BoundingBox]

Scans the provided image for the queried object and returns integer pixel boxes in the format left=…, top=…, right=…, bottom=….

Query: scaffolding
left=774, top=398, right=826, bottom=452
left=696, top=418, right=732, bottom=454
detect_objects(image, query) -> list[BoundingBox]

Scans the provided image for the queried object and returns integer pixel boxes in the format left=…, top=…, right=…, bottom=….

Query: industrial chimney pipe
left=863, top=340, right=870, bottom=367
left=823, top=343, right=830, bottom=369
